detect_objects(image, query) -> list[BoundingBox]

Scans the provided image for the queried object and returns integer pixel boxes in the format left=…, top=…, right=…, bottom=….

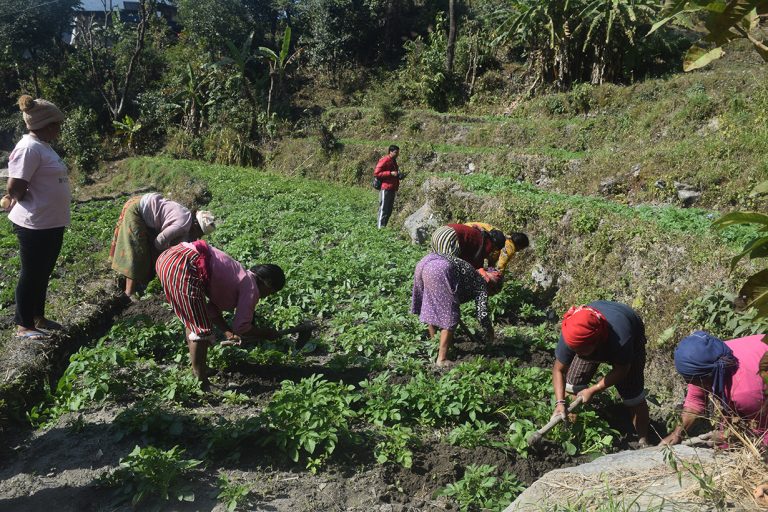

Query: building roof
left=78, top=0, right=173, bottom=11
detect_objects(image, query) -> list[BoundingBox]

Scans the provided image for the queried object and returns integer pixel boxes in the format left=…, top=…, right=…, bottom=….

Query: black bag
left=372, top=176, right=382, bottom=190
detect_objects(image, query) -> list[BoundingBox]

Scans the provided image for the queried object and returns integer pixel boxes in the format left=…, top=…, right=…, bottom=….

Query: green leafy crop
left=263, top=374, right=357, bottom=472
left=438, top=464, right=526, bottom=512
left=101, top=445, right=201, bottom=506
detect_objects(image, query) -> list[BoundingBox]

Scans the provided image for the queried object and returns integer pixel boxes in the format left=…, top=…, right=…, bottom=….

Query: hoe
left=527, top=395, right=584, bottom=446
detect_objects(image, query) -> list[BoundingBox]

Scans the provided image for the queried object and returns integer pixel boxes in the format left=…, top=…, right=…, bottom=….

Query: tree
left=446, top=0, right=457, bottom=73
left=75, top=0, right=158, bottom=120
left=175, top=0, right=251, bottom=53
left=576, top=0, right=658, bottom=84
left=0, top=0, right=80, bottom=97
left=650, top=0, right=768, bottom=71
left=493, top=0, right=579, bottom=88
left=258, top=26, right=301, bottom=116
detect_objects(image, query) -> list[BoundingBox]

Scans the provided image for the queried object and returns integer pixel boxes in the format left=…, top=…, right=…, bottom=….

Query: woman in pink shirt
left=155, top=240, right=285, bottom=386
left=2, top=95, right=69, bottom=340
left=110, top=192, right=216, bottom=297
left=661, top=331, right=768, bottom=446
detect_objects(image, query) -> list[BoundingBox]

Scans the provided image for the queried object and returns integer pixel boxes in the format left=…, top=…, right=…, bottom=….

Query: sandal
left=34, top=319, right=63, bottom=331
left=16, top=330, right=51, bottom=341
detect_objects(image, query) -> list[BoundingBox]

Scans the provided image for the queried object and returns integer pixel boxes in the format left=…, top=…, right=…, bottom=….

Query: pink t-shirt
left=7, top=134, right=71, bottom=229
left=183, top=243, right=260, bottom=334
left=683, top=334, right=768, bottom=440
left=139, top=193, right=193, bottom=250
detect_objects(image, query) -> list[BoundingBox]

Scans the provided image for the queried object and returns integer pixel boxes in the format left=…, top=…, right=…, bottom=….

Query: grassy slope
left=282, top=41, right=768, bottom=213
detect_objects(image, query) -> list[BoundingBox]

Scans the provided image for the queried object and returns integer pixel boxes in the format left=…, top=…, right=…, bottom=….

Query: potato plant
left=19, top=158, right=626, bottom=510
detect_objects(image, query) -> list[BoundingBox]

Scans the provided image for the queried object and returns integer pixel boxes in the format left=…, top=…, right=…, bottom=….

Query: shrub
left=58, top=106, right=100, bottom=182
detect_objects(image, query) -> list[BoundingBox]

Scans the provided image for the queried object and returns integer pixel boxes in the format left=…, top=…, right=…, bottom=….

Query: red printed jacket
left=374, top=155, right=400, bottom=191
left=448, top=223, right=496, bottom=269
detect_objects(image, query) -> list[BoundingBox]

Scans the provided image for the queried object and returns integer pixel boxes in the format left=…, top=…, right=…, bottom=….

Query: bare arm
left=660, top=408, right=700, bottom=445
left=7, top=177, right=28, bottom=201
left=552, top=359, right=569, bottom=415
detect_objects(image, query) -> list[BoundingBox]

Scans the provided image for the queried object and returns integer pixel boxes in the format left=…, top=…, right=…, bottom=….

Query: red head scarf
left=561, top=305, right=608, bottom=349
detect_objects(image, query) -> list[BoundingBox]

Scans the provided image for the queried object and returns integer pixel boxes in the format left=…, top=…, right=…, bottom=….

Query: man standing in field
left=551, top=301, right=650, bottom=447
left=374, top=144, right=406, bottom=228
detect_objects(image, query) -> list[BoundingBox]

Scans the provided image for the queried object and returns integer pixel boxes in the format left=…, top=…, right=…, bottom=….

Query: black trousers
left=13, top=223, right=65, bottom=329
left=377, top=189, right=396, bottom=228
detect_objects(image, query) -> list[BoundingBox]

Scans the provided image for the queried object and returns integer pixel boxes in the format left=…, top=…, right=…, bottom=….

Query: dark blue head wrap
left=674, top=330, right=738, bottom=403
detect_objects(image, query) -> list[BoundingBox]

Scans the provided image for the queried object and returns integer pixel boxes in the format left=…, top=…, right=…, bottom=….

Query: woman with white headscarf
left=110, top=192, right=216, bottom=297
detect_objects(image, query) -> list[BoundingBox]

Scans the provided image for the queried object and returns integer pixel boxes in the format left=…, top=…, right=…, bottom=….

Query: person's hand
left=577, top=387, right=597, bottom=404
left=1, top=195, right=14, bottom=211
left=551, top=402, right=567, bottom=422
left=659, top=431, right=683, bottom=446
left=220, top=333, right=241, bottom=347
left=753, top=482, right=768, bottom=506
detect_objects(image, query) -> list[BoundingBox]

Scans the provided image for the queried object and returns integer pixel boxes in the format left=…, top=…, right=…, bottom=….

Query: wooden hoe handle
left=527, top=395, right=585, bottom=446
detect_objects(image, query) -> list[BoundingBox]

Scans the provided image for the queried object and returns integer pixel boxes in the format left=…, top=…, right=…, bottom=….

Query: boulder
left=674, top=182, right=702, bottom=207
left=404, top=203, right=442, bottom=245
left=504, top=446, right=727, bottom=512
left=531, top=265, right=556, bottom=290
left=599, top=176, right=624, bottom=195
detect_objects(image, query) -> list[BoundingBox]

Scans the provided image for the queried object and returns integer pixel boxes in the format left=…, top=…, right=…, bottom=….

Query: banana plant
left=576, top=0, right=659, bottom=83
left=258, top=26, right=302, bottom=116
left=649, top=0, right=768, bottom=71
left=712, top=180, right=768, bottom=316
left=223, top=32, right=259, bottom=109
left=112, top=115, right=143, bottom=151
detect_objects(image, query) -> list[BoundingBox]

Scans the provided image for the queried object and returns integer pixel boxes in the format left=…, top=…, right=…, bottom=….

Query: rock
left=655, top=180, right=667, bottom=190
left=673, top=181, right=696, bottom=192
left=673, top=182, right=702, bottom=206
left=465, top=161, right=476, bottom=174
left=404, top=203, right=442, bottom=244
left=630, top=163, right=641, bottom=177
left=531, top=265, right=556, bottom=290
left=504, top=446, right=721, bottom=512
left=698, top=117, right=720, bottom=135
left=599, top=176, right=623, bottom=195
left=678, top=189, right=702, bottom=207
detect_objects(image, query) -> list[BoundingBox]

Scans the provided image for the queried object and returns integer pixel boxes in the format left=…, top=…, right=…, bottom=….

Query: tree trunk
left=266, top=73, right=275, bottom=117
left=446, top=0, right=457, bottom=74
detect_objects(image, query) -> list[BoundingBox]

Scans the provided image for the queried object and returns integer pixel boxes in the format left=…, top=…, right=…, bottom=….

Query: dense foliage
left=0, top=0, right=689, bottom=169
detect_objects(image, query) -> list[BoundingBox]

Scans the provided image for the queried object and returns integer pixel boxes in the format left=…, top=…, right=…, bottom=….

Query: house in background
left=65, top=0, right=178, bottom=42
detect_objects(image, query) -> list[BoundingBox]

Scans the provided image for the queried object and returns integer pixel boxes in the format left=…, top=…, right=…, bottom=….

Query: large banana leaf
left=750, top=180, right=768, bottom=196
left=683, top=45, right=726, bottom=70
left=738, top=269, right=768, bottom=316
left=730, top=236, right=768, bottom=270
left=712, top=211, right=768, bottom=229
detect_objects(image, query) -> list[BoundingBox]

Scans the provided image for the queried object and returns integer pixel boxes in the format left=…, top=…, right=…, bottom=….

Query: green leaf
left=279, top=26, right=292, bottom=65
left=712, top=211, right=768, bottom=229
left=683, top=45, right=725, bottom=71
left=730, top=236, right=768, bottom=270
left=738, top=269, right=768, bottom=316
left=750, top=180, right=768, bottom=197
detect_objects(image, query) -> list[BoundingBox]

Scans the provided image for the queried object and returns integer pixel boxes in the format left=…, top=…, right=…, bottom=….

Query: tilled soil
left=0, top=296, right=590, bottom=511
